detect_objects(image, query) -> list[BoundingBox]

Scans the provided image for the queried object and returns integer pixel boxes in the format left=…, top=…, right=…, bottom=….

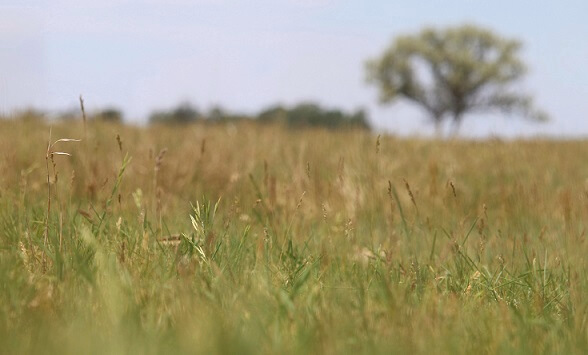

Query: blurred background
left=1, top=0, right=587, bottom=138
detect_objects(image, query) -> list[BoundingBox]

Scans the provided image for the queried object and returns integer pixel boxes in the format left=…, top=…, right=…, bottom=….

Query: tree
left=366, top=24, right=547, bottom=135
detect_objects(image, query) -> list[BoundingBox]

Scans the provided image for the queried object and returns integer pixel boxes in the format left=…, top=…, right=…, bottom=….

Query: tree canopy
left=366, top=24, right=547, bottom=135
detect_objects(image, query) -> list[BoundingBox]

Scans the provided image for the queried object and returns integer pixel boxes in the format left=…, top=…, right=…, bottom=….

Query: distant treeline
left=149, top=102, right=370, bottom=130
left=4, top=102, right=371, bottom=130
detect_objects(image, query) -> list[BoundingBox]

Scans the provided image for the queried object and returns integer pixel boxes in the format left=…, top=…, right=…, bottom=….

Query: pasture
left=0, top=118, right=586, bottom=354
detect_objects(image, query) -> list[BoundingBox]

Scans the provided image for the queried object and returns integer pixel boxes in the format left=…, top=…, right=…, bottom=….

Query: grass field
left=0, top=117, right=587, bottom=354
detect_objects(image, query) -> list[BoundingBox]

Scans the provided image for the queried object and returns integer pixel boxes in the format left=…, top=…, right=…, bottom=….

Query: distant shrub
left=149, top=102, right=202, bottom=124
left=95, top=107, right=123, bottom=122
left=205, top=105, right=252, bottom=123
left=54, top=108, right=79, bottom=121
left=207, top=105, right=228, bottom=121
left=258, top=105, right=288, bottom=124
left=10, top=108, right=46, bottom=122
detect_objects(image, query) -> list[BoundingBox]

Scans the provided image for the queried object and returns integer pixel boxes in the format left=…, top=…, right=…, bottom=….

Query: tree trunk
left=430, top=113, right=445, bottom=138
left=449, top=114, right=463, bottom=138
left=434, top=119, right=443, bottom=138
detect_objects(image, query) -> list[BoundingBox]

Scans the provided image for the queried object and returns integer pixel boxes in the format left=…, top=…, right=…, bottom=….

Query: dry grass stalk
left=403, top=178, right=418, bottom=210
left=448, top=180, right=457, bottom=197
left=44, top=128, right=80, bottom=270
left=116, top=134, right=123, bottom=153
left=79, top=95, right=87, bottom=142
left=154, top=148, right=168, bottom=233
left=376, top=134, right=381, bottom=154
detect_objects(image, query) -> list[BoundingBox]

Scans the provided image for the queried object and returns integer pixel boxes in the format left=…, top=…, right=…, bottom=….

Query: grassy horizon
left=0, top=118, right=586, bottom=354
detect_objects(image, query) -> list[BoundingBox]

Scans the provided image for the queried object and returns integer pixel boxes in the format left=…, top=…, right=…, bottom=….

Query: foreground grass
left=0, top=118, right=587, bottom=354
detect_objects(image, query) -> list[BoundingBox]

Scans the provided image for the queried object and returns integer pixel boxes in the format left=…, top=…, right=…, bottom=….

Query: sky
left=1, top=0, right=587, bottom=137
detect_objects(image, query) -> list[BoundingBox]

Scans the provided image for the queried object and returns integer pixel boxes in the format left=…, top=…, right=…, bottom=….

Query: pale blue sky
left=1, top=0, right=587, bottom=137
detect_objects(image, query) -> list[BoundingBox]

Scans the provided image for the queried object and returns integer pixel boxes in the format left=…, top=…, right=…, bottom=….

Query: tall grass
left=0, top=117, right=586, bottom=354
